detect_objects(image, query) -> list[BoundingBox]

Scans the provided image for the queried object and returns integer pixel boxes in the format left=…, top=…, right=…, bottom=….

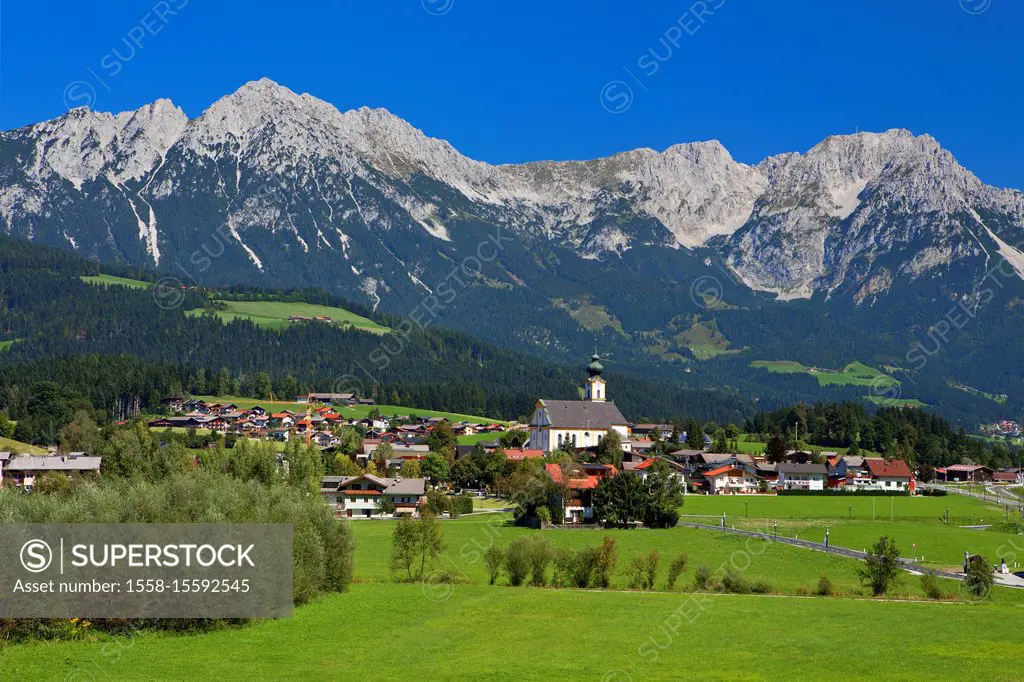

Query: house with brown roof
left=320, top=474, right=426, bottom=517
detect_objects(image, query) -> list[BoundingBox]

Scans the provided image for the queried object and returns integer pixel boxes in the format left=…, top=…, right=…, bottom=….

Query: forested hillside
left=0, top=236, right=753, bottom=435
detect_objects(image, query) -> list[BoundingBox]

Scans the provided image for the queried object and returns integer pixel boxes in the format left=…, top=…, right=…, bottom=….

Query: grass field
left=186, top=300, right=389, bottom=334
left=729, top=517, right=1024, bottom=571
left=6, top=583, right=1024, bottom=681
left=457, top=431, right=506, bottom=445
left=866, top=395, right=930, bottom=408
left=0, top=339, right=15, bottom=351
left=80, top=274, right=150, bottom=289
left=751, top=360, right=899, bottom=388
left=193, top=396, right=507, bottom=425
left=0, top=435, right=47, bottom=454
left=679, top=492, right=1003, bottom=524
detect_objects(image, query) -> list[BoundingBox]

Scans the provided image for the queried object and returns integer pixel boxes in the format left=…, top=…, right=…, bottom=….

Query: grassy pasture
left=79, top=274, right=150, bottom=289
left=191, top=395, right=506, bottom=425
left=679, top=492, right=998, bottom=524
left=751, top=359, right=899, bottom=388
left=186, top=300, right=389, bottom=334
left=5, top=583, right=1024, bottom=681
left=346, top=514, right=994, bottom=601
left=0, top=435, right=48, bottom=454
left=0, top=339, right=15, bottom=351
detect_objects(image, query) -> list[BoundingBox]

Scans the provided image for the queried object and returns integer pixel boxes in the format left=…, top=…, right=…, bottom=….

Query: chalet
left=623, top=456, right=687, bottom=488
left=160, top=395, right=187, bottom=413
left=545, top=462, right=616, bottom=523
left=1, top=454, right=102, bottom=489
left=776, top=463, right=828, bottom=491
left=632, top=424, right=674, bottom=439
left=306, top=392, right=356, bottom=406
left=862, top=458, right=914, bottom=491
left=528, top=355, right=630, bottom=452
left=319, top=474, right=426, bottom=517
left=936, top=464, right=993, bottom=482
left=702, top=464, right=761, bottom=495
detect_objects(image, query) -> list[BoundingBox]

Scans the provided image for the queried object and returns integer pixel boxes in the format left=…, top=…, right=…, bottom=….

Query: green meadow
left=4, top=584, right=1024, bottom=681
left=751, top=360, right=899, bottom=388
left=0, top=435, right=48, bottom=454
left=192, top=395, right=507, bottom=425
left=80, top=273, right=150, bottom=289
left=186, top=300, right=389, bottom=334
left=0, top=339, right=15, bottom=351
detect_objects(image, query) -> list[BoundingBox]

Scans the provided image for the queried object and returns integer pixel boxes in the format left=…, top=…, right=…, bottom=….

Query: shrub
left=528, top=538, right=555, bottom=586
left=815, top=575, right=834, bottom=597
left=963, top=555, right=994, bottom=599
left=750, top=579, right=774, bottom=594
left=721, top=568, right=750, bottom=594
left=627, top=554, right=648, bottom=590
left=505, top=537, right=532, bottom=586
left=666, top=553, right=688, bottom=590
left=858, top=536, right=902, bottom=596
left=593, top=536, right=619, bottom=589
left=693, top=564, right=714, bottom=591
left=0, top=470, right=355, bottom=642
left=552, top=548, right=578, bottom=587
left=920, top=573, right=942, bottom=600
left=643, top=550, right=660, bottom=590
left=795, top=585, right=811, bottom=596
left=484, top=545, right=504, bottom=585
left=536, top=505, right=552, bottom=525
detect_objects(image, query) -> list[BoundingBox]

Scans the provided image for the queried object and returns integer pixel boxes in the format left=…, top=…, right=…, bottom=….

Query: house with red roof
left=545, top=462, right=614, bottom=523
left=864, top=458, right=914, bottom=492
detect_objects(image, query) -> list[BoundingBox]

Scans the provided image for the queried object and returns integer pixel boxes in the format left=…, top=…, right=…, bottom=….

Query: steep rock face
left=3, top=78, right=1024, bottom=310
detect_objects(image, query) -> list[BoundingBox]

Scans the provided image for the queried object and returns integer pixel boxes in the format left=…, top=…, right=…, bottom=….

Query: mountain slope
left=3, top=79, right=1024, bottom=425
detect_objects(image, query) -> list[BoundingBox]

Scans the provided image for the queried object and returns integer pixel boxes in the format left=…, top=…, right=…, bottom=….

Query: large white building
left=528, top=355, right=630, bottom=453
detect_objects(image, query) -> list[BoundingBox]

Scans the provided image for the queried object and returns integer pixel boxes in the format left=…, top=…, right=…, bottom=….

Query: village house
left=776, top=463, right=828, bottom=491
left=864, top=458, right=914, bottom=491
left=0, top=453, right=102, bottom=490
left=528, top=355, right=630, bottom=453
left=702, top=464, right=762, bottom=495
left=319, top=474, right=426, bottom=517
left=545, top=462, right=617, bottom=523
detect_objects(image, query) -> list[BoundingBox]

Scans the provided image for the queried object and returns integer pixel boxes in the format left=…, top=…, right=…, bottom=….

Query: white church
left=527, top=354, right=631, bottom=452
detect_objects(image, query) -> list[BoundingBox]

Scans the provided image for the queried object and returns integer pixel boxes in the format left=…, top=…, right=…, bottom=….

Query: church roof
left=538, top=399, right=627, bottom=429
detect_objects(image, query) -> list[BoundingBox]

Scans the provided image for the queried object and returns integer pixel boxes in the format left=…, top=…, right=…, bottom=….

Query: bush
left=750, top=579, right=773, bottom=594
left=858, top=536, right=902, bottom=596
left=815, top=575, right=834, bottom=596
left=593, top=536, right=619, bottom=589
left=921, top=488, right=948, bottom=497
left=528, top=538, right=555, bottom=586
left=536, top=506, right=552, bottom=525
left=643, top=550, right=660, bottom=590
left=627, top=554, right=648, bottom=590
left=449, top=494, right=474, bottom=516
left=920, top=573, right=942, bottom=600
left=484, top=545, right=504, bottom=585
left=795, top=585, right=811, bottom=596
left=0, top=470, right=355, bottom=642
left=666, top=553, right=688, bottom=590
left=626, top=550, right=659, bottom=590
left=505, top=537, right=532, bottom=586
left=963, top=555, right=994, bottom=599
left=694, top=564, right=714, bottom=591
left=721, top=568, right=750, bottom=594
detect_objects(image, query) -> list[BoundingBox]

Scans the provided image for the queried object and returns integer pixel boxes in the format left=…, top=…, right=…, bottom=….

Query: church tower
left=584, top=354, right=606, bottom=402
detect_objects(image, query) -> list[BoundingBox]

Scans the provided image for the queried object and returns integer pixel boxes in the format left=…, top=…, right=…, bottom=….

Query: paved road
left=675, top=520, right=1024, bottom=589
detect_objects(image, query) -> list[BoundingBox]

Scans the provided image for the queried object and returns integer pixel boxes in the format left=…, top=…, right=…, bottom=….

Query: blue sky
left=3, top=0, right=1023, bottom=187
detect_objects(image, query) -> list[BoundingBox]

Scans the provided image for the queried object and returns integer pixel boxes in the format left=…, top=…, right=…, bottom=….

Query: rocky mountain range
left=3, top=78, right=1024, bottom=422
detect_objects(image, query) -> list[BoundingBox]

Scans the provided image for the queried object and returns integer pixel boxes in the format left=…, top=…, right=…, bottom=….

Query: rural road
left=675, top=520, right=1024, bottom=590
